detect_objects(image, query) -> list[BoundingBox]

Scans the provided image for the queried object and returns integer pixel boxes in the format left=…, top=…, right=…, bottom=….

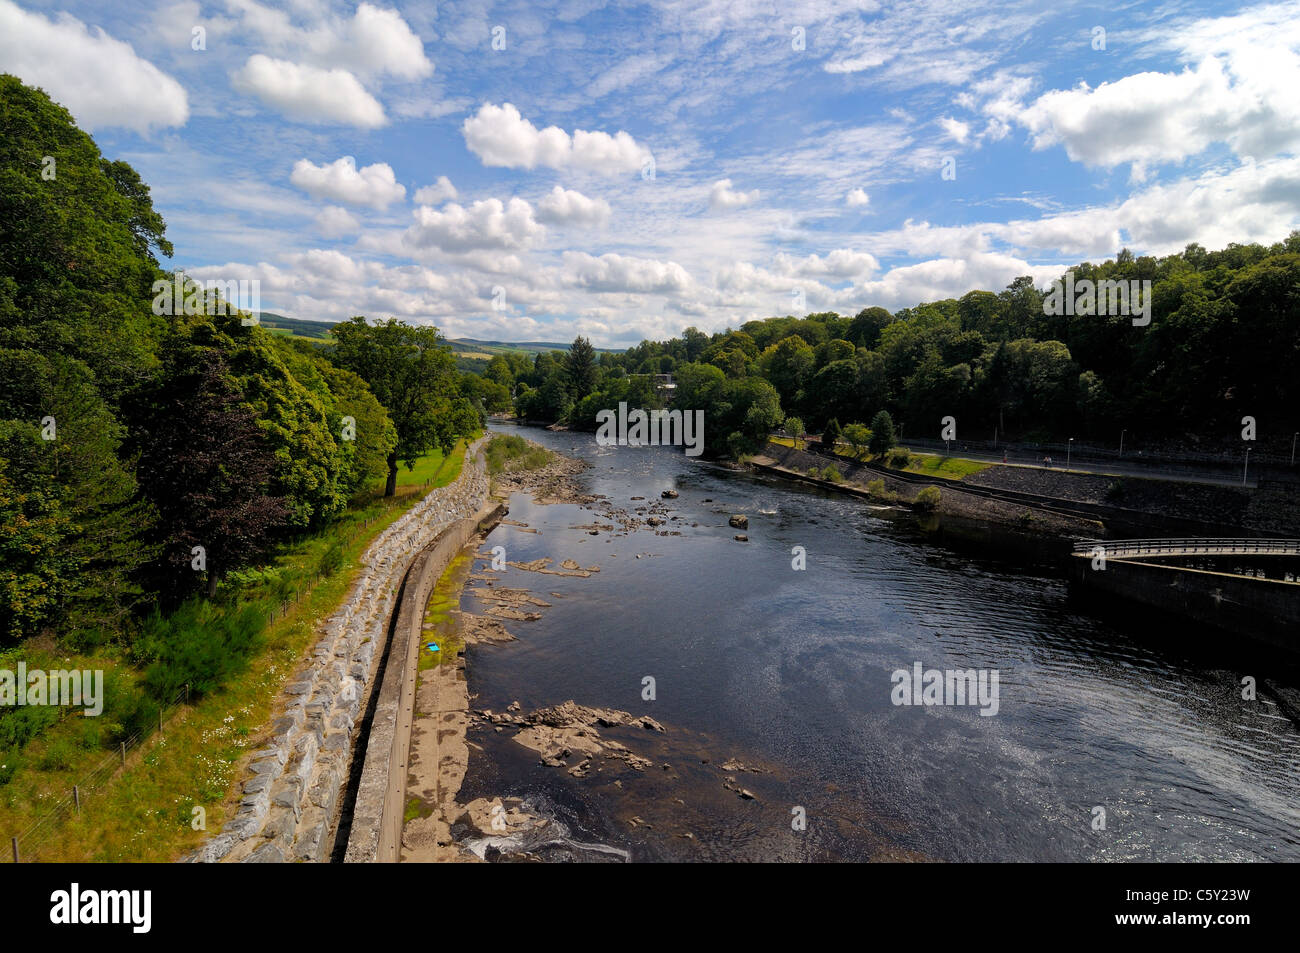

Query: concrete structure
left=1069, top=538, right=1300, bottom=654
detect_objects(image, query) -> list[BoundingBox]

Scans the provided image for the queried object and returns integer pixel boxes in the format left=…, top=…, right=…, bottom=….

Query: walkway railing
left=1072, top=538, right=1300, bottom=557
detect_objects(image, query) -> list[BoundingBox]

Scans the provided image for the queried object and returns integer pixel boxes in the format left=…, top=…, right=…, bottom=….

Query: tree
left=564, top=336, right=598, bottom=402
left=330, top=317, right=463, bottom=496
left=133, top=348, right=288, bottom=599
left=784, top=415, right=805, bottom=448
left=843, top=422, right=870, bottom=460
left=868, top=410, right=896, bottom=456
left=822, top=417, right=842, bottom=451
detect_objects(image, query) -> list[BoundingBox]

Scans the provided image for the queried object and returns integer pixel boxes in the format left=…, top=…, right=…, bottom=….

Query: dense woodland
left=495, top=240, right=1300, bottom=460
left=0, top=76, right=481, bottom=766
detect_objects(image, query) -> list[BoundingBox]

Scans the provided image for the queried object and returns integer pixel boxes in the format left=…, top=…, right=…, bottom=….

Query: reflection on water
left=457, top=423, right=1300, bottom=862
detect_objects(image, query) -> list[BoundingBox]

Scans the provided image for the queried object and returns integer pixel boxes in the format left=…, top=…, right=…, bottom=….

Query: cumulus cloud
left=1010, top=9, right=1300, bottom=173
left=290, top=157, right=406, bottom=209
left=402, top=197, right=545, bottom=252
left=536, top=186, right=611, bottom=226
left=709, top=178, right=760, bottom=211
left=232, top=55, right=386, bottom=127
left=561, top=252, right=693, bottom=294
left=0, top=0, right=188, bottom=133
left=413, top=176, right=458, bottom=205
left=462, top=102, right=651, bottom=173
left=313, top=205, right=360, bottom=238
left=331, top=2, right=432, bottom=81
left=846, top=188, right=870, bottom=208
left=939, top=117, right=970, bottom=143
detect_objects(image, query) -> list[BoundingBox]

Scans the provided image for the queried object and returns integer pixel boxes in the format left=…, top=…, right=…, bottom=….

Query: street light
left=1243, top=446, right=1252, bottom=487
left=1291, top=432, right=1298, bottom=466
left=1067, top=437, right=1074, bottom=472
left=1119, top=429, right=1126, bottom=458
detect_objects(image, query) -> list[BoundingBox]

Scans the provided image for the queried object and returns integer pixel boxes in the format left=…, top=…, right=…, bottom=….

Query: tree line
left=0, top=75, right=480, bottom=647
left=487, top=241, right=1300, bottom=459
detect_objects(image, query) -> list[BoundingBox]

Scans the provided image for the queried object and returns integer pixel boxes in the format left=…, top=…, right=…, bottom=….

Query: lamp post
left=1067, top=437, right=1074, bottom=472
left=1243, top=446, right=1252, bottom=487
left=1119, top=429, right=1126, bottom=458
left=1291, top=432, right=1298, bottom=466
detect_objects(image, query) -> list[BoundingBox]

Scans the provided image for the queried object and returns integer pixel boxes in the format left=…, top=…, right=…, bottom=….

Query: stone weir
left=186, top=438, right=490, bottom=863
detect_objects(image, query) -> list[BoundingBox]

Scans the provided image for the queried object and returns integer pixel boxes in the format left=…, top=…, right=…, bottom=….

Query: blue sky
left=3, top=0, right=1299, bottom=346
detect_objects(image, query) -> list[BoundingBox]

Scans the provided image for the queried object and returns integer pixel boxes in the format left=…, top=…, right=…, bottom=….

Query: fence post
left=120, top=741, right=126, bottom=766
left=158, top=710, right=163, bottom=735
left=73, top=785, right=80, bottom=813
left=185, top=683, right=190, bottom=705
left=10, top=837, right=16, bottom=863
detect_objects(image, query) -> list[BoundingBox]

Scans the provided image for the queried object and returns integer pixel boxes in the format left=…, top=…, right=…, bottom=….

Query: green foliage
left=821, top=418, right=842, bottom=451
left=914, top=486, right=942, bottom=511
left=485, top=434, right=550, bottom=474
left=135, top=599, right=266, bottom=701
left=868, top=410, right=897, bottom=455
left=330, top=316, right=466, bottom=495
left=820, top=464, right=843, bottom=483
left=842, top=422, right=871, bottom=458
left=884, top=447, right=912, bottom=468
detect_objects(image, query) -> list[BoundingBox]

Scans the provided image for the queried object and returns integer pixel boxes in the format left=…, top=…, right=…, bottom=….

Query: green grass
left=484, top=434, right=551, bottom=475
left=418, top=552, right=470, bottom=672
left=897, top=453, right=992, bottom=480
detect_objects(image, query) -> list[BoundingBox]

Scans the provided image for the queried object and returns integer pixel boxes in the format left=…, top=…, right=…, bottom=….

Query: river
left=454, top=423, right=1300, bottom=862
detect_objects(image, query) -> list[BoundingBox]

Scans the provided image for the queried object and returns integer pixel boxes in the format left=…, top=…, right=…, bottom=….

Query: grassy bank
left=0, top=437, right=476, bottom=862
left=770, top=435, right=991, bottom=481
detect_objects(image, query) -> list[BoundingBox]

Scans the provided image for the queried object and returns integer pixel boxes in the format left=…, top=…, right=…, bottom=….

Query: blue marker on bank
left=426, top=642, right=440, bottom=653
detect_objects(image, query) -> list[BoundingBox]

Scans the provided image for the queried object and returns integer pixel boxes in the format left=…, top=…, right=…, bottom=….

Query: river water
left=456, top=423, right=1300, bottom=862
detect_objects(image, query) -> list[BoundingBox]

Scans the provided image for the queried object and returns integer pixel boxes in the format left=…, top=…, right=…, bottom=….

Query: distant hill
left=250, top=313, right=625, bottom=359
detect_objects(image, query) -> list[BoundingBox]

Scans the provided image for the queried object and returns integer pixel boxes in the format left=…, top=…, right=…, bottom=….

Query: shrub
left=318, top=539, right=345, bottom=577
left=821, top=465, right=843, bottom=483
left=914, top=486, right=941, bottom=511
left=868, top=410, right=896, bottom=455
left=865, top=479, right=897, bottom=502
left=821, top=418, right=842, bottom=451
left=885, top=447, right=912, bottom=468
left=136, top=599, right=265, bottom=701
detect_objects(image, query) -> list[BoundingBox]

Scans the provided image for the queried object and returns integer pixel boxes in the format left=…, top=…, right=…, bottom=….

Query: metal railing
left=1072, top=538, right=1300, bottom=557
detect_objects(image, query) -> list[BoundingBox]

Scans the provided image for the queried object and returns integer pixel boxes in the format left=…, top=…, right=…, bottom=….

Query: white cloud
left=846, top=188, right=870, bottom=208
left=562, top=252, right=693, bottom=294
left=232, top=55, right=386, bottom=127
left=413, top=176, right=459, bottom=205
left=709, top=178, right=760, bottom=211
left=402, top=197, right=545, bottom=252
left=313, top=205, right=360, bottom=238
left=0, top=0, right=188, bottom=133
left=332, top=2, right=432, bottom=81
left=1010, top=7, right=1300, bottom=173
left=939, top=117, right=970, bottom=144
left=290, top=157, right=405, bottom=209
left=536, top=186, right=611, bottom=226
left=462, top=102, right=651, bottom=173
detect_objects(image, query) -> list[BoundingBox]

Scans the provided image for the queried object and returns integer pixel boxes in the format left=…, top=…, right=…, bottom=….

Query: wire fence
left=5, top=683, right=190, bottom=864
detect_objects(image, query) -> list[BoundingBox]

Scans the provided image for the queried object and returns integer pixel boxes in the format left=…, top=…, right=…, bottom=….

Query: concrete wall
left=1070, top=557, right=1300, bottom=654
left=343, top=501, right=506, bottom=864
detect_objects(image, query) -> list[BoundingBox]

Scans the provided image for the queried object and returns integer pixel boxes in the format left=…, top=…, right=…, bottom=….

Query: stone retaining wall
left=186, top=439, right=489, bottom=863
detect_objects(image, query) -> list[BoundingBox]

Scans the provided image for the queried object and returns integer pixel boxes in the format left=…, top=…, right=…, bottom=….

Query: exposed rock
left=728, top=514, right=749, bottom=529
